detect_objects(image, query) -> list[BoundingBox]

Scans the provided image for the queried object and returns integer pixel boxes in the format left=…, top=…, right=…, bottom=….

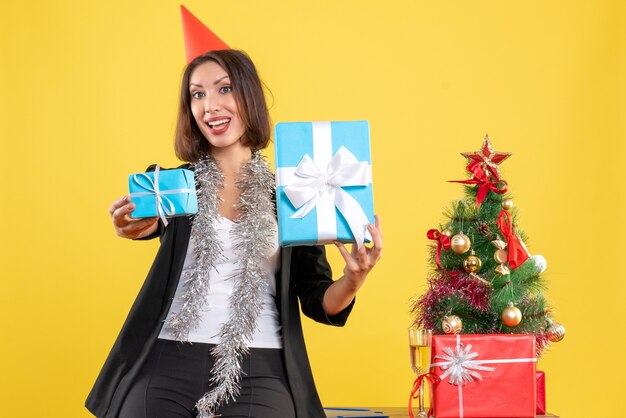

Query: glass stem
left=419, top=383, right=425, bottom=413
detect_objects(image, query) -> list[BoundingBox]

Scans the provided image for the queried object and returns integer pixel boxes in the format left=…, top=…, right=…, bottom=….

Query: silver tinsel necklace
left=163, top=150, right=276, bottom=418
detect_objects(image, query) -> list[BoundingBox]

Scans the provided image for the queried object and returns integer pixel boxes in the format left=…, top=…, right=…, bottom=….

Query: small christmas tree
left=412, top=135, right=565, bottom=355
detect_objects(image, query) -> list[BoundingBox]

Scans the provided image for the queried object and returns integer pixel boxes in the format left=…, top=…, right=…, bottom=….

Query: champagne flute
left=408, top=327, right=432, bottom=418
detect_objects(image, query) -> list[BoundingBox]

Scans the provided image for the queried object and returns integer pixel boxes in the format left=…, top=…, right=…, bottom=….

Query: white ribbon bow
left=130, top=165, right=192, bottom=227
left=284, top=146, right=372, bottom=247
left=432, top=343, right=496, bottom=386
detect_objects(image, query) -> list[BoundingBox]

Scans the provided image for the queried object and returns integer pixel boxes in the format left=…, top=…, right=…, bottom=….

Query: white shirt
left=158, top=216, right=282, bottom=348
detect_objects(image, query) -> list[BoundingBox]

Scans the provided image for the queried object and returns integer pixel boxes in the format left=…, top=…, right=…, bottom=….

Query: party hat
left=180, top=5, right=229, bottom=63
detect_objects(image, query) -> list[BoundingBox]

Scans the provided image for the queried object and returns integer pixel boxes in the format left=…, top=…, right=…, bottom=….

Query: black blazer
left=86, top=174, right=355, bottom=417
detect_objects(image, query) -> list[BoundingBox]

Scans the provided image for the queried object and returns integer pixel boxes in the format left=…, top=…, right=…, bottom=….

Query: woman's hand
left=109, top=195, right=158, bottom=239
left=335, top=214, right=383, bottom=286
left=322, top=214, right=383, bottom=316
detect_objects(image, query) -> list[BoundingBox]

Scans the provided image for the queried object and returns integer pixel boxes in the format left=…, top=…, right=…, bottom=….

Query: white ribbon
left=130, top=165, right=193, bottom=227
left=282, top=141, right=372, bottom=247
left=431, top=341, right=496, bottom=386
left=430, top=334, right=537, bottom=418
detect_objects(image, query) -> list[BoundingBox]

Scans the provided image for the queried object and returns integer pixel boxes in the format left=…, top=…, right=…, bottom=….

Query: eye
left=219, top=86, right=232, bottom=94
left=191, top=91, right=205, bottom=99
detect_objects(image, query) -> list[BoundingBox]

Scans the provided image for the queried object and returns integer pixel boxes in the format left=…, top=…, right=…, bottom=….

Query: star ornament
left=461, top=135, right=512, bottom=180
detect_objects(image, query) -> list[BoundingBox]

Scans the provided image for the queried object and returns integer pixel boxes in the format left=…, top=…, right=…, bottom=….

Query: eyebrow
left=213, top=75, right=230, bottom=85
left=189, top=76, right=230, bottom=89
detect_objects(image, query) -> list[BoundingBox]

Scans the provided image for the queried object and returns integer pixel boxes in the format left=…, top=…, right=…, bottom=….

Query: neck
left=210, top=145, right=253, bottom=175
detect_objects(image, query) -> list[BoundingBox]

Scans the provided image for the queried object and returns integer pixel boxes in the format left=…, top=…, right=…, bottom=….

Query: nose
left=204, top=94, right=221, bottom=114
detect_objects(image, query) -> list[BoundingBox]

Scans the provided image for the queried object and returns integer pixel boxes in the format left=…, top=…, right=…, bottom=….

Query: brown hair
left=174, top=50, right=271, bottom=162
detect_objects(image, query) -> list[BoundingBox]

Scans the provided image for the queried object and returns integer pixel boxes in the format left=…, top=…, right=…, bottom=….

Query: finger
left=369, top=244, right=383, bottom=263
left=109, top=195, right=130, bottom=216
left=368, top=223, right=383, bottom=250
left=335, top=241, right=358, bottom=268
left=119, top=217, right=158, bottom=235
left=357, top=244, right=369, bottom=270
left=134, top=220, right=159, bottom=239
left=374, top=214, right=382, bottom=238
left=112, top=203, right=136, bottom=227
left=334, top=240, right=351, bottom=260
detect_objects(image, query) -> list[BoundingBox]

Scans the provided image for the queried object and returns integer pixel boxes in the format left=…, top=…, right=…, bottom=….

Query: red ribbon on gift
left=408, top=372, right=439, bottom=418
left=427, top=229, right=451, bottom=269
left=450, top=165, right=508, bottom=208
left=497, top=210, right=529, bottom=270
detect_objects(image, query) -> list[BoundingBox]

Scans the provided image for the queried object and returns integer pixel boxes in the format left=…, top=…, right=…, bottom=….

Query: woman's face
left=189, top=61, right=246, bottom=152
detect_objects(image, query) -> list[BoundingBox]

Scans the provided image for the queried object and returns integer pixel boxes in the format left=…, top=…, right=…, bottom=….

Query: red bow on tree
left=497, top=210, right=529, bottom=269
left=427, top=229, right=451, bottom=269
left=449, top=164, right=508, bottom=208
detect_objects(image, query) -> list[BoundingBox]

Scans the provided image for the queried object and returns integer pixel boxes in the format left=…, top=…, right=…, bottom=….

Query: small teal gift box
left=128, top=166, right=197, bottom=226
left=275, top=121, right=374, bottom=247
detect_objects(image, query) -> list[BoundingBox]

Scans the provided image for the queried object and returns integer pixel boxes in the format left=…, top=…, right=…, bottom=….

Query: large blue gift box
left=275, top=121, right=374, bottom=247
left=129, top=166, right=197, bottom=223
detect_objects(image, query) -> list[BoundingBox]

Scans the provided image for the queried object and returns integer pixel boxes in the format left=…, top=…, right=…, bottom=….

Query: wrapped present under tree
left=430, top=334, right=536, bottom=418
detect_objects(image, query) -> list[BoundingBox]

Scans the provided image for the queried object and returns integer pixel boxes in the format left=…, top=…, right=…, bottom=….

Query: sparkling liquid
left=409, top=344, right=432, bottom=375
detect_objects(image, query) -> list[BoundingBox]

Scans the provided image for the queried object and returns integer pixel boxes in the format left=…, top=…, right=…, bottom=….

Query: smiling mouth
left=207, top=118, right=231, bottom=127
left=205, top=117, right=231, bottom=134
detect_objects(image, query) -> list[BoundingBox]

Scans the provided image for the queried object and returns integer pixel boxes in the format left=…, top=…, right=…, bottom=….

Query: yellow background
left=1, top=1, right=624, bottom=417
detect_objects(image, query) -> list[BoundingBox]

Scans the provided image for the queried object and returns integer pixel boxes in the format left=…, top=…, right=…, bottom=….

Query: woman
left=86, top=49, right=382, bottom=418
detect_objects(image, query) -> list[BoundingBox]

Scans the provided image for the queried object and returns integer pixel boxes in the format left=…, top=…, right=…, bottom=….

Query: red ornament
left=461, top=135, right=511, bottom=180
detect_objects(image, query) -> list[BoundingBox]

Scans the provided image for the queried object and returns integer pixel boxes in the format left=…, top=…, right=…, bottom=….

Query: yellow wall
left=1, top=1, right=624, bottom=416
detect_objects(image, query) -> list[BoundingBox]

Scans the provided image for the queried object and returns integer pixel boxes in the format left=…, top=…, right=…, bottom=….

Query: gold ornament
left=463, top=251, right=482, bottom=273
left=450, top=232, right=471, bottom=254
left=495, top=264, right=511, bottom=275
left=502, top=199, right=514, bottom=210
left=546, top=320, right=565, bottom=342
left=494, top=249, right=508, bottom=264
left=442, top=315, right=463, bottom=334
left=491, top=236, right=509, bottom=272
left=501, top=303, right=522, bottom=327
left=491, top=237, right=507, bottom=250
left=442, top=228, right=453, bottom=238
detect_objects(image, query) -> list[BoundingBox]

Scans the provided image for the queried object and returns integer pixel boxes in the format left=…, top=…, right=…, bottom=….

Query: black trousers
left=118, top=339, right=296, bottom=418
